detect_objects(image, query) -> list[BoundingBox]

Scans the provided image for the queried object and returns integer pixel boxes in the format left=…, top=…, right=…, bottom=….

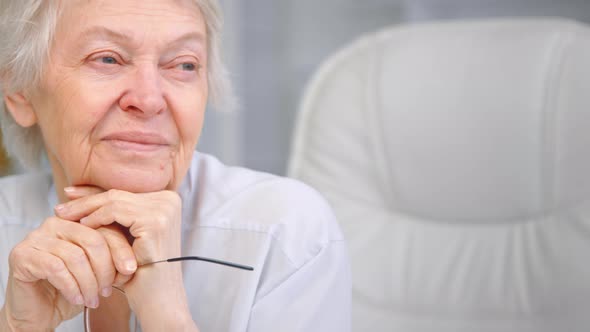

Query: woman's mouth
left=101, top=132, right=170, bottom=153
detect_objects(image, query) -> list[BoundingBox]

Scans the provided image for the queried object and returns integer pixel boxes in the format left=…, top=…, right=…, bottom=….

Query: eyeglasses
left=84, top=256, right=254, bottom=332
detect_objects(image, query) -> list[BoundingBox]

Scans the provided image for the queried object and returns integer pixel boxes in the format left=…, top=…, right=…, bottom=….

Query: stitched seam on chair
left=356, top=204, right=572, bottom=228
left=287, top=34, right=376, bottom=177
left=350, top=290, right=585, bottom=323
left=539, top=27, right=576, bottom=215
left=365, top=36, right=397, bottom=210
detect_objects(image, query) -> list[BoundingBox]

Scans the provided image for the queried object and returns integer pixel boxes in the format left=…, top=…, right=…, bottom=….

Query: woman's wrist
left=0, top=307, right=15, bottom=332
left=131, top=285, right=196, bottom=331
left=131, top=287, right=198, bottom=331
left=127, top=264, right=197, bottom=331
left=134, top=303, right=198, bottom=332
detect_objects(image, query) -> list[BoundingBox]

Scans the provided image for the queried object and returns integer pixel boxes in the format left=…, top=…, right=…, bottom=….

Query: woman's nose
left=118, top=66, right=166, bottom=117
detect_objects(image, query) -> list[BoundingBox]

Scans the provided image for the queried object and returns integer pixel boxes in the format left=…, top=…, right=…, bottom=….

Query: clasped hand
left=2, top=186, right=191, bottom=331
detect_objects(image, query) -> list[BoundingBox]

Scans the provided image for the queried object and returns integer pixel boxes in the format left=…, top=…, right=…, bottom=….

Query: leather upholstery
left=289, top=18, right=590, bottom=332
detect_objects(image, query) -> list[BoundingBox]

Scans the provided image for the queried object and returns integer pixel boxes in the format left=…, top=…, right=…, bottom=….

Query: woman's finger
left=63, top=185, right=105, bottom=200
left=55, top=189, right=133, bottom=222
left=96, top=225, right=137, bottom=275
left=29, top=236, right=101, bottom=308
left=73, top=192, right=180, bottom=232
left=55, top=189, right=183, bottom=265
left=9, top=246, right=84, bottom=306
left=113, top=272, right=134, bottom=288
left=49, top=220, right=117, bottom=301
left=78, top=201, right=139, bottom=230
left=35, top=218, right=119, bottom=305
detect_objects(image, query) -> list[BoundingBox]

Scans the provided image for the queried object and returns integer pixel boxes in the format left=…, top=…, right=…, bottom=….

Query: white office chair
left=288, top=18, right=590, bottom=332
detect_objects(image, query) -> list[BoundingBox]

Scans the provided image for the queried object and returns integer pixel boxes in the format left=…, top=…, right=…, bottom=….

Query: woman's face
left=28, top=0, right=208, bottom=193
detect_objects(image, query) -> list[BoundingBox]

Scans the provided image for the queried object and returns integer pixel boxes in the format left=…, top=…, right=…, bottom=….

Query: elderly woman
left=0, top=1, right=350, bottom=331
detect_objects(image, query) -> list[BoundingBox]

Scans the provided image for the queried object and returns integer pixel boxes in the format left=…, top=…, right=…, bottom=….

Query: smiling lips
left=102, top=132, right=170, bottom=152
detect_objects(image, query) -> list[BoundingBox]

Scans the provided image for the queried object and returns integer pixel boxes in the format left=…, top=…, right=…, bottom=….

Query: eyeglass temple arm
left=85, top=256, right=253, bottom=332
left=139, top=256, right=254, bottom=271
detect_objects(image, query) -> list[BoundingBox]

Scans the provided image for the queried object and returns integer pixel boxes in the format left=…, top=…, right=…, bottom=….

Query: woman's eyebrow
left=78, top=26, right=206, bottom=48
left=79, top=26, right=132, bottom=44
left=168, top=32, right=206, bottom=47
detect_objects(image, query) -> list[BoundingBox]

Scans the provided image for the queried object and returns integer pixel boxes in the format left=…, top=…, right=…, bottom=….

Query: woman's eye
left=100, top=56, right=118, bottom=65
left=178, top=63, right=197, bottom=71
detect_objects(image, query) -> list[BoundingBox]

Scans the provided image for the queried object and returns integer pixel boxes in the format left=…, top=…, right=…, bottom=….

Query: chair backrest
left=288, top=18, right=590, bottom=332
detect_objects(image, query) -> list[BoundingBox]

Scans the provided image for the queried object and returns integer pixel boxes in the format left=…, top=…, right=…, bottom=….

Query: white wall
left=170, top=1, right=590, bottom=175
left=5, top=2, right=588, bottom=177
left=198, top=0, right=406, bottom=174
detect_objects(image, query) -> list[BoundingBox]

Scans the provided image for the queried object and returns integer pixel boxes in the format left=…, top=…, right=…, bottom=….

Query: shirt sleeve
left=247, top=240, right=351, bottom=332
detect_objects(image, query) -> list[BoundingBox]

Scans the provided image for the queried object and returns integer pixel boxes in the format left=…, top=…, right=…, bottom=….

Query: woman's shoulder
left=180, top=152, right=345, bottom=261
left=0, top=171, right=53, bottom=223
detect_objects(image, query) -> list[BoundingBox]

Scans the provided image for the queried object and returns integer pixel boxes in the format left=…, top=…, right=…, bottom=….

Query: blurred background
left=2, top=0, right=590, bottom=176
left=2, top=3, right=589, bottom=331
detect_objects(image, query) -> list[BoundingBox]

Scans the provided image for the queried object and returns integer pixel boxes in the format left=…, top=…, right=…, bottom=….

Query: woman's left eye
left=88, top=53, right=122, bottom=67
left=100, top=56, right=118, bottom=65
left=177, top=62, right=198, bottom=71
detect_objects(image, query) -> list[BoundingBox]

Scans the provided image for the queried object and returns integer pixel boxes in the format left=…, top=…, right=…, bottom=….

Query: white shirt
left=0, top=152, right=351, bottom=331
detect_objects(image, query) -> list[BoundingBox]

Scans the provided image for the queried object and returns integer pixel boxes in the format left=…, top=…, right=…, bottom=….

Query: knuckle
left=98, top=266, right=116, bottom=283
left=107, top=189, right=121, bottom=200
left=8, top=244, right=27, bottom=267
left=96, top=226, right=118, bottom=242
left=47, top=258, right=67, bottom=275
left=152, top=213, right=168, bottom=230
left=163, top=203, right=176, bottom=217
left=25, top=229, right=48, bottom=245
left=110, top=236, right=131, bottom=251
left=59, top=278, right=79, bottom=293
left=83, top=233, right=108, bottom=249
left=41, top=216, right=60, bottom=231
left=110, top=200, right=121, bottom=214
left=109, top=200, right=128, bottom=221
left=113, top=273, right=132, bottom=287
left=164, top=191, right=182, bottom=207
left=164, top=190, right=180, bottom=200
left=160, top=191, right=181, bottom=219
left=25, top=229, right=40, bottom=241
left=67, top=248, right=88, bottom=266
left=62, top=285, right=80, bottom=299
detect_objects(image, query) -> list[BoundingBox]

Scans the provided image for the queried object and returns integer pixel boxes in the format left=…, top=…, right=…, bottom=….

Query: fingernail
left=87, top=297, right=99, bottom=309
left=74, top=294, right=84, bottom=305
left=64, top=187, right=76, bottom=193
left=101, top=287, right=112, bottom=298
left=125, top=260, right=137, bottom=272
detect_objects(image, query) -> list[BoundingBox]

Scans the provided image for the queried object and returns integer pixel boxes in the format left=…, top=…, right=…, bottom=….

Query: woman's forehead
left=56, top=0, right=207, bottom=47
left=60, top=0, right=205, bottom=26
left=64, top=0, right=202, bottom=11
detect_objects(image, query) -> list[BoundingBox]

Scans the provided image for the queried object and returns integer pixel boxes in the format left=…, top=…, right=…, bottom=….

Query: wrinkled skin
left=1, top=0, right=209, bottom=330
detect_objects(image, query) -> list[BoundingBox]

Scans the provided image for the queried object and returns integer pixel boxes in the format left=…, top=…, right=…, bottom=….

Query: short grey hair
left=0, top=0, right=232, bottom=169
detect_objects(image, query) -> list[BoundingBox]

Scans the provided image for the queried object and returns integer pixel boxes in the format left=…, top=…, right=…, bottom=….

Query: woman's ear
left=3, top=92, right=38, bottom=128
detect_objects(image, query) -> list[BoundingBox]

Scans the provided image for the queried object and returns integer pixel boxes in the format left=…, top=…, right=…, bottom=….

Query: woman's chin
left=90, top=166, right=176, bottom=193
